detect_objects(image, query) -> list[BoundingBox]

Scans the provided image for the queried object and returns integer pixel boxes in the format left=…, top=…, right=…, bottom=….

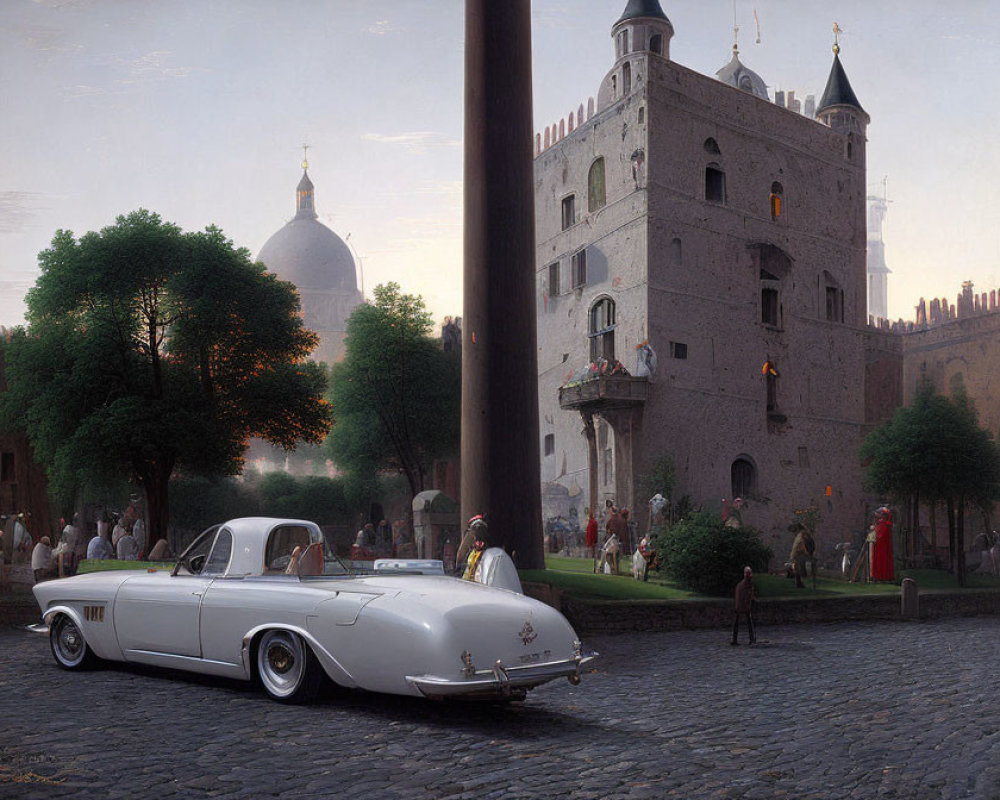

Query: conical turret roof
left=817, top=52, right=864, bottom=114
left=617, top=0, right=668, bottom=24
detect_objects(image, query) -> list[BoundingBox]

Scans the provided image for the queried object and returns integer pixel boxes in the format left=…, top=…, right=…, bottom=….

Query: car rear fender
left=241, top=623, right=358, bottom=688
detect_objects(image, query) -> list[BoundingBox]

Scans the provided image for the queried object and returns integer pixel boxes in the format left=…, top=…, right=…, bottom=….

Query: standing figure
left=789, top=523, right=815, bottom=589
left=871, top=506, right=894, bottom=581
left=605, top=505, right=627, bottom=574
left=731, top=566, right=756, bottom=645
left=585, top=506, right=598, bottom=559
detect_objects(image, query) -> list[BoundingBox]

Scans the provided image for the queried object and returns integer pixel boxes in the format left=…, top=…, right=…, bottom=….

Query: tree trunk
left=946, top=497, right=956, bottom=575
left=929, top=501, right=937, bottom=550
left=956, top=497, right=966, bottom=587
left=135, top=458, right=173, bottom=556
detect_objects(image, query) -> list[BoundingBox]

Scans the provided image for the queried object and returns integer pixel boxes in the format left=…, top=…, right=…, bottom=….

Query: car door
left=115, top=527, right=231, bottom=659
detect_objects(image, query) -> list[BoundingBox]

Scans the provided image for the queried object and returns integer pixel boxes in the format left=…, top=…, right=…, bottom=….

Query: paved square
left=1, top=617, right=998, bottom=798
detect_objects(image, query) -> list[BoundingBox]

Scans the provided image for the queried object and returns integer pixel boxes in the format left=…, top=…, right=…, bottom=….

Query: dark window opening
left=572, top=249, right=587, bottom=288
left=826, top=286, right=844, bottom=322
left=670, top=341, right=687, bottom=359
left=588, top=158, right=606, bottom=212
left=703, top=137, right=721, bottom=155
left=0, top=452, right=13, bottom=483
left=623, top=62, right=632, bottom=94
left=561, top=195, right=575, bottom=230
left=761, top=269, right=781, bottom=326
left=548, top=262, right=560, bottom=296
left=765, top=370, right=778, bottom=412
left=705, top=166, right=726, bottom=203
left=589, top=298, right=616, bottom=362
left=638, top=106, right=645, bottom=124
left=731, top=458, right=756, bottom=499
left=670, top=237, right=682, bottom=267
left=650, top=34, right=662, bottom=54
left=544, top=434, right=555, bottom=456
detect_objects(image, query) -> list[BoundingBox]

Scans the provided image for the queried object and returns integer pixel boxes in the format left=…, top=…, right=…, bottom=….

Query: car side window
left=202, top=529, right=233, bottom=576
left=264, top=525, right=314, bottom=574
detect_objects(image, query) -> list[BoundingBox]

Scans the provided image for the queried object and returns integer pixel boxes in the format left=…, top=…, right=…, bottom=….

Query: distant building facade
left=535, top=0, right=874, bottom=552
left=257, top=161, right=363, bottom=364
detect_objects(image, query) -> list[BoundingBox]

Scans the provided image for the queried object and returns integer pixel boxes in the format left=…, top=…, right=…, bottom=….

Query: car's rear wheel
left=255, top=630, right=323, bottom=704
left=49, top=613, right=97, bottom=670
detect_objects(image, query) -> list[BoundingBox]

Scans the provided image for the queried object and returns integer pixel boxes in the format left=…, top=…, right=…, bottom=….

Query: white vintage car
left=32, top=517, right=595, bottom=703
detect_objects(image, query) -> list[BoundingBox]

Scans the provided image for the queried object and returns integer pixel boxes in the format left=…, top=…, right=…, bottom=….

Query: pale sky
left=2, top=0, right=999, bottom=328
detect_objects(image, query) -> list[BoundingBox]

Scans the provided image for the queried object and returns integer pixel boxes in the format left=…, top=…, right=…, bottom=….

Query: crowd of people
left=0, top=504, right=175, bottom=588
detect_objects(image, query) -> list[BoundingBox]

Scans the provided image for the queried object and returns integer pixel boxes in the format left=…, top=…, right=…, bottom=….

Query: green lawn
left=77, top=559, right=175, bottom=574
left=521, top=555, right=946, bottom=601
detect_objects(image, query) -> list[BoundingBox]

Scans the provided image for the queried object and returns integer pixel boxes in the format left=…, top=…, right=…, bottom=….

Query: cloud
left=16, top=25, right=84, bottom=54
left=363, top=19, right=402, bottom=36
left=361, top=131, right=461, bottom=154
left=0, top=192, right=45, bottom=234
left=118, top=50, right=201, bottom=79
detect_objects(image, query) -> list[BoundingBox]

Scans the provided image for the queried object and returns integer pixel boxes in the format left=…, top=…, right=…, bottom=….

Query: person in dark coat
left=731, top=566, right=756, bottom=645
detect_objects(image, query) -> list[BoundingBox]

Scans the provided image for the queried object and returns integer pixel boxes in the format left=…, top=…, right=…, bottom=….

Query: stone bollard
left=900, top=577, right=919, bottom=620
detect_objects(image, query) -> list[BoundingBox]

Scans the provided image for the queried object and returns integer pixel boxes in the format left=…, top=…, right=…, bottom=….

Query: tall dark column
left=462, top=0, right=544, bottom=569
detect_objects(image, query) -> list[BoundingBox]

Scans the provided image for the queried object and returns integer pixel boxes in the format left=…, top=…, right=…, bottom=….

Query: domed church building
left=257, top=156, right=363, bottom=364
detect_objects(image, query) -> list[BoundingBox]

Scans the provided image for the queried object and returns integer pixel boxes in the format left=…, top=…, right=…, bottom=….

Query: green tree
left=860, top=382, right=1000, bottom=585
left=325, top=283, right=460, bottom=508
left=0, top=210, right=332, bottom=545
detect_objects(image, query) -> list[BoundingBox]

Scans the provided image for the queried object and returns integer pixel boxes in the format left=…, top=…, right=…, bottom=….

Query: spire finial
left=301, top=143, right=310, bottom=171
left=732, top=0, right=739, bottom=55
left=832, top=22, right=842, bottom=55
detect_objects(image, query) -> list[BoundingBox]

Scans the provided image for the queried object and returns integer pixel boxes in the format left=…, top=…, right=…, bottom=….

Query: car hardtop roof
left=219, top=517, right=324, bottom=576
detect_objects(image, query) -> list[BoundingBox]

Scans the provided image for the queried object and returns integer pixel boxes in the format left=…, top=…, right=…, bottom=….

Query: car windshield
left=173, top=525, right=221, bottom=576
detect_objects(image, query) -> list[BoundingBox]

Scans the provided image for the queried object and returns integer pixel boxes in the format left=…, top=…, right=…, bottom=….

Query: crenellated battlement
left=868, top=280, right=1000, bottom=334
left=535, top=97, right=596, bottom=157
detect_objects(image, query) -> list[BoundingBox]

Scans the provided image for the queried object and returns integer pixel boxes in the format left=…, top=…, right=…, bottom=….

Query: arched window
left=670, top=237, right=682, bottom=267
left=705, top=164, right=726, bottom=204
left=703, top=137, right=721, bottom=155
left=731, top=457, right=757, bottom=499
left=589, top=298, right=616, bottom=363
left=588, top=158, right=606, bottom=212
left=623, top=62, right=632, bottom=94
left=649, top=34, right=662, bottom=54
left=770, top=181, right=783, bottom=220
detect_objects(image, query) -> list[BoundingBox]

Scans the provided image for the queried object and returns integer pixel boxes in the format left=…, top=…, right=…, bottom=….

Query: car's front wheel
left=49, top=613, right=98, bottom=670
left=254, top=630, right=323, bottom=704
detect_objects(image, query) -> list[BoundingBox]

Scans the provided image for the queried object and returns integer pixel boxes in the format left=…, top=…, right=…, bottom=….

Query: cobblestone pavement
left=2, top=617, right=999, bottom=799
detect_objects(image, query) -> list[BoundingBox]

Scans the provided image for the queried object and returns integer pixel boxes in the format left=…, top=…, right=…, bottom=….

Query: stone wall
left=523, top=582, right=1000, bottom=636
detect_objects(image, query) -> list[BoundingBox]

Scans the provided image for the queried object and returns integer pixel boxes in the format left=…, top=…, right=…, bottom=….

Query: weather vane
left=832, top=22, right=842, bottom=54
left=301, top=143, right=310, bottom=170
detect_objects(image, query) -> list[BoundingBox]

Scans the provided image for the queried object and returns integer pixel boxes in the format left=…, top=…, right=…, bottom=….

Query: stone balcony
left=558, top=374, right=648, bottom=411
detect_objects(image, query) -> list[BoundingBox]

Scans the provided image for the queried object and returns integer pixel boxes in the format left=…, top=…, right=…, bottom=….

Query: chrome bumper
left=405, top=651, right=597, bottom=698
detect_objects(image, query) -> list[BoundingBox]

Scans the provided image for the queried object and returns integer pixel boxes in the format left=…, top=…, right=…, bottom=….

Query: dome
left=715, top=51, right=768, bottom=100
left=257, top=167, right=357, bottom=292
left=258, top=216, right=356, bottom=291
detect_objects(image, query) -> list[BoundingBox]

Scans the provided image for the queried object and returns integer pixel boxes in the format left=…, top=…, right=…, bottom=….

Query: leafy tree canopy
left=0, top=209, right=332, bottom=540
left=325, top=282, right=460, bottom=507
left=860, top=382, right=1000, bottom=506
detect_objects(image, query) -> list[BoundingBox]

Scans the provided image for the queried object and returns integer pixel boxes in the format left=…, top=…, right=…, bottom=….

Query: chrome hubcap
left=268, top=644, right=294, bottom=674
